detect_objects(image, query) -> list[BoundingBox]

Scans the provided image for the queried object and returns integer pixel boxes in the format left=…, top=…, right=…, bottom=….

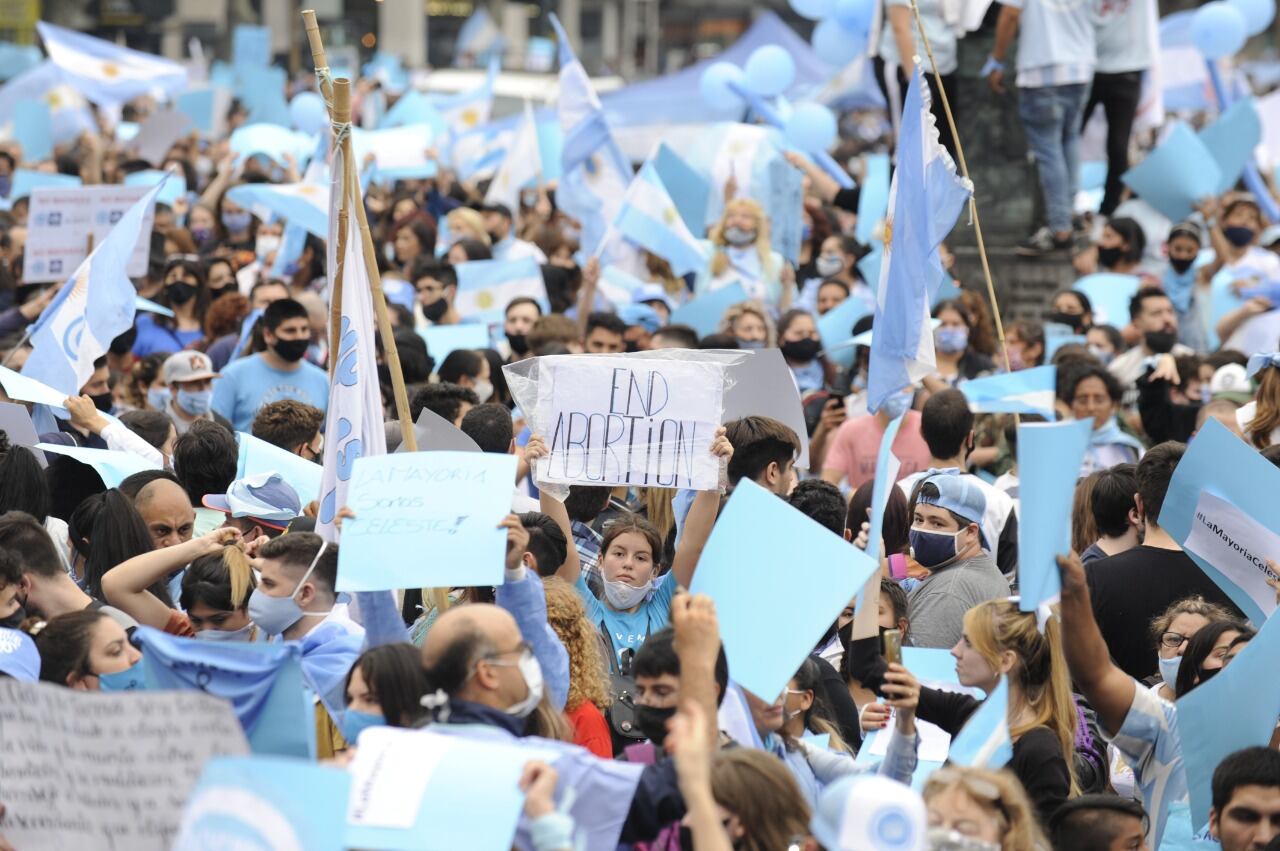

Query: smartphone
left=882, top=628, right=903, bottom=666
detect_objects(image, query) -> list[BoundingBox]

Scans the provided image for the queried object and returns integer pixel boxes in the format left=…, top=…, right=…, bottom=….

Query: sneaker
left=1015, top=227, right=1072, bottom=256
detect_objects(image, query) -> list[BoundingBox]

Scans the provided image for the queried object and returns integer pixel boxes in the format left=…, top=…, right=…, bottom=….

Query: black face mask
left=90, top=392, right=114, bottom=413
left=1144, top=329, right=1177, bottom=354
left=271, top=338, right=309, bottom=363
left=633, top=703, right=677, bottom=747
left=1096, top=246, right=1125, bottom=268
left=0, top=605, right=25, bottom=629
left=208, top=285, right=233, bottom=302
left=1224, top=226, right=1256, bottom=248
left=420, top=298, right=448, bottom=323
left=1047, top=311, right=1085, bottom=332
left=780, top=338, right=823, bottom=363
left=507, top=332, right=529, bottom=355
left=166, top=281, right=197, bottom=306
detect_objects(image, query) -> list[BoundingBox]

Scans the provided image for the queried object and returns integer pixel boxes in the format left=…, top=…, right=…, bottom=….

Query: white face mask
left=491, top=648, right=544, bottom=718
left=815, top=254, right=844, bottom=278
left=473, top=379, right=494, bottom=403
left=603, top=576, right=653, bottom=610
left=255, top=234, right=281, bottom=260
left=1158, top=653, right=1182, bottom=687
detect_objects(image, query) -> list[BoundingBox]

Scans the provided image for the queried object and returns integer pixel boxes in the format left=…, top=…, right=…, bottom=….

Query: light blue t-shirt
left=1003, top=0, right=1098, bottom=87
left=577, top=571, right=677, bottom=662
left=212, top=354, right=330, bottom=432
left=1094, top=0, right=1155, bottom=73
left=877, top=0, right=958, bottom=76
left=132, top=314, right=203, bottom=357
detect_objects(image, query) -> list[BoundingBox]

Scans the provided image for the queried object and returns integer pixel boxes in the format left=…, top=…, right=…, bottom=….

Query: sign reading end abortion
left=534, top=356, right=726, bottom=490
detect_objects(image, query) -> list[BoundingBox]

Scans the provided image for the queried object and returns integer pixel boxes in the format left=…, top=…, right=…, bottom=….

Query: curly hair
left=541, top=576, right=611, bottom=712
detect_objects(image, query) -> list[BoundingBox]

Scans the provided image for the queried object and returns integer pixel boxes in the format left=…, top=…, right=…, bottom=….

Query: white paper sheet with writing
left=347, top=726, right=450, bottom=828
left=0, top=679, right=248, bottom=851
left=1183, top=491, right=1280, bottom=621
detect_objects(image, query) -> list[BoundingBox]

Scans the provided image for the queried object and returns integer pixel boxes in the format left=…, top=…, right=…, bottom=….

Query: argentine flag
left=432, top=57, right=498, bottom=132
left=552, top=14, right=633, bottom=255
left=36, top=22, right=187, bottom=105
left=451, top=120, right=514, bottom=180
left=455, top=9, right=504, bottom=65
left=226, top=181, right=329, bottom=239
left=454, top=257, right=548, bottom=323
left=484, top=100, right=541, bottom=214
left=606, top=159, right=708, bottom=277
left=867, top=63, right=972, bottom=414
left=0, top=60, right=96, bottom=145
left=22, top=178, right=168, bottom=396
left=959, top=366, right=1058, bottom=420
left=947, top=677, right=1014, bottom=769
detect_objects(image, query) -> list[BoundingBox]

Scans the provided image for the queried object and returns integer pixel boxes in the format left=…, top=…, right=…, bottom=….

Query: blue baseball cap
left=810, top=774, right=926, bottom=851
left=617, top=303, right=662, bottom=334
left=632, top=283, right=675, bottom=313
left=0, top=627, right=40, bottom=681
left=202, top=472, right=302, bottom=531
left=917, top=469, right=987, bottom=530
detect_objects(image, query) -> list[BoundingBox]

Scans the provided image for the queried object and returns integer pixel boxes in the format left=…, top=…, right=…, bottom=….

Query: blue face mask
left=909, top=527, right=962, bottom=568
left=98, top=659, right=144, bottom=691
left=176, top=387, right=213, bottom=416
left=339, top=708, right=387, bottom=744
left=196, top=623, right=256, bottom=642
left=935, top=326, right=970, bottom=354
left=1158, top=654, right=1182, bottom=687
left=738, top=339, right=766, bottom=350
left=881, top=391, right=912, bottom=420
left=147, top=386, right=171, bottom=411
left=222, top=210, right=252, bottom=234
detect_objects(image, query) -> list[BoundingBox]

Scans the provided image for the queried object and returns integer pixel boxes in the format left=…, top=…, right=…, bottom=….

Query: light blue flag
left=856, top=152, right=891, bottom=244
left=1199, top=97, right=1262, bottom=196
left=132, top=626, right=315, bottom=758
left=336, top=451, right=517, bottom=592
left=1121, top=123, right=1221, bottom=222
left=229, top=123, right=314, bottom=168
left=535, top=116, right=564, bottom=182
left=35, top=21, right=187, bottom=105
left=1178, top=610, right=1280, bottom=833
left=609, top=160, right=709, bottom=277
left=858, top=412, right=906, bottom=617
left=0, top=364, right=72, bottom=415
left=960, top=366, right=1059, bottom=420
left=175, top=87, right=220, bottom=135
left=380, top=89, right=447, bottom=134
left=454, top=257, right=548, bottom=323
left=690, top=478, right=879, bottom=700
left=0, top=43, right=41, bottom=81
left=431, top=57, right=499, bottom=132
left=552, top=14, right=633, bottom=255
left=817, top=293, right=873, bottom=370
left=0, top=60, right=93, bottom=145
left=364, top=52, right=409, bottom=93
left=597, top=264, right=648, bottom=308
left=1073, top=272, right=1141, bottom=328
left=1016, top=419, right=1092, bottom=613
left=948, top=677, right=1013, bottom=768
left=668, top=282, right=749, bottom=337
left=765, top=154, right=805, bottom=265
left=237, top=431, right=323, bottom=504
left=653, top=142, right=709, bottom=235
left=174, top=756, right=349, bottom=851
left=21, top=178, right=165, bottom=397
left=135, top=296, right=174, bottom=317
left=226, top=181, right=328, bottom=238
left=124, top=168, right=187, bottom=207
left=232, top=24, right=271, bottom=70
left=417, top=323, right=493, bottom=369
left=1159, top=416, right=1280, bottom=626
left=35, top=442, right=160, bottom=487
left=12, top=98, right=51, bottom=162
left=450, top=119, right=515, bottom=180
left=866, top=65, right=972, bottom=414
left=455, top=7, right=505, bottom=65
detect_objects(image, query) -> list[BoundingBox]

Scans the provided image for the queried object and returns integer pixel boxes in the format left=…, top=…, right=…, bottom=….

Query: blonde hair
left=708, top=198, right=775, bottom=279
left=710, top=749, right=812, bottom=851
left=541, top=577, right=611, bottom=712
left=1149, top=594, right=1233, bottom=646
left=1248, top=367, right=1280, bottom=449
left=222, top=545, right=255, bottom=609
left=445, top=208, right=491, bottom=247
left=1070, top=472, right=1101, bottom=556
left=718, top=300, right=776, bottom=347
left=638, top=488, right=675, bottom=540
left=923, top=767, right=1049, bottom=851
left=963, top=601, right=1079, bottom=796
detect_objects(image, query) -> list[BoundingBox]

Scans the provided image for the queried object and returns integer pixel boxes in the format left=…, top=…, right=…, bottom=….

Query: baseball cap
left=1210, top=363, right=1253, bottom=404
left=162, top=350, right=220, bottom=384
left=632, top=283, right=675, bottom=313
left=202, top=472, right=302, bottom=531
left=617, top=303, right=661, bottom=334
left=917, top=469, right=987, bottom=529
left=381, top=277, right=418, bottom=314
left=0, top=627, right=40, bottom=681
left=810, top=774, right=926, bottom=851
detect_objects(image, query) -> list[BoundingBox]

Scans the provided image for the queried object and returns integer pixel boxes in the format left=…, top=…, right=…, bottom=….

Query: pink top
left=823, top=410, right=933, bottom=490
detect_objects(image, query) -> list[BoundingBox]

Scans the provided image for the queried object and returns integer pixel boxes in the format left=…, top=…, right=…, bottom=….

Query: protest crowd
left=2, top=1, right=1280, bottom=850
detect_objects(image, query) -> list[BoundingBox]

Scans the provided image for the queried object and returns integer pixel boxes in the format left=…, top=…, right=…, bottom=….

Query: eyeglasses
left=482, top=640, right=531, bottom=664
left=1160, top=631, right=1192, bottom=649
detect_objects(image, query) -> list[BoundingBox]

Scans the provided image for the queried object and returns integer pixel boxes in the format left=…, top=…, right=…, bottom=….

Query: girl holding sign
left=524, top=428, right=733, bottom=664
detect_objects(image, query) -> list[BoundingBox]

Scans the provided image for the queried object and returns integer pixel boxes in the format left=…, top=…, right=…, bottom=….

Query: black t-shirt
left=1085, top=545, right=1243, bottom=681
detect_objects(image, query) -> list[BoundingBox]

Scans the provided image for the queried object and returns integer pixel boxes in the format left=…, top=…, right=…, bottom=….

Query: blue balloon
left=700, top=62, right=746, bottom=111
left=833, top=0, right=876, bottom=34
left=1191, top=2, right=1248, bottom=59
left=811, top=18, right=864, bottom=66
left=289, top=92, right=327, bottom=135
left=790, top=0, right=835, bottom=21
left=785, top=103, right=838, bottom=152
left=744, top=46, right=796, bottom=97
left=1228, top=0, right=1275, bottom=35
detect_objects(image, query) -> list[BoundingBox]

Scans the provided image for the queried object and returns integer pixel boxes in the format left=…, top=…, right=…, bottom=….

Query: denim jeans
left=1018, top=82, right=1090, bottom=234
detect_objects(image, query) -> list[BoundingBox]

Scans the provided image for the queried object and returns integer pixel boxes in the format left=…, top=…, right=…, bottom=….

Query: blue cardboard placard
left=237, top=431, right=323, bottom=504
left=1073, top=272, right=1141, bottom=328
left=960, top=366, right=1058, bottom=420
left=856, top=152, right=891, bottom=245
left=12, top=98, right=52, bottom=162
left=668, top=281, right=749, bottom=338
left=35, top=442, right=160, bottom=487
left=232, top=25, right=271, bottom=70
left=416, top=322, right=493, bottom=367
left=817, top=292, right=873, bottom=369
left=1199, top=97, right=1263, bottom=196
left=1120, top=122, right=1222, bottom=222
left=947, top=677, right=1012, bottom=768
left=1016, top=419, right=1093, bottom=613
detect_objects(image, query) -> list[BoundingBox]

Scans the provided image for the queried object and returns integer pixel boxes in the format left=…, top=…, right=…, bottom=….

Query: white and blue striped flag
left=36, top=22, right=187, bottom=105
left=22, top=178, right=168, bottom=397
left=959, top=365, right=1059, bottom=420
left=947, top=677, right=1013, bottom=769
left=317, top=150, right=387, bottom=542
left=226, top=181, right=329, bottom=239
left=604, top=158, right=708, bottom=277
left=455, top=9, right=505, bottom=66
left=454, top=257, right=547, bottom=323
left=433, top=57, right=498, bottom=132
left=552, top=14, right=633, bottom=255
left=866, top=63, right=972, bottom=413
left=484, top=99, right=541, bottom=213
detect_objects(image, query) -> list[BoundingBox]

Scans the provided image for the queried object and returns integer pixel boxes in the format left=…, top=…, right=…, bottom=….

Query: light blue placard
left=345, top=728, right=545, bottom=851
left=856, top=152, right=891, bottom=245
left=668, top=281, right=749, bottom=338
left=175, top=87, right=218, bottom=135
left=690, top=478, right=878, bottom=700
left=12, top=98, right=52, bottom=162
left=817, top=292, right=872, bottom=369
left=857, top=247, right=882, bottom=294
left=416, top=322, right=493, bottom=366
left=124, top=168, right=188, bottom=207
left=1199, top=97, right=1262, bottom=196
left=336, top=451, right=517, bottom=592
left=6, top=168, right=80, bottom=202
left=175, top=756, right=349, bottom=851
left=229, top=122, right=312, bottom=166
left=960, top=366, right=1058, bottom=420
left=232, top=25, right=271, bottom=69
left=35, top=442, right=160, bottom=487
left=236, top=66, right=291, bottom=128
left=1177, top=610, right=1280, bottom=833
left=0, top=364, right=70, bottom=411
left=654, top=142, right=709, bottom=236
left=535, top=117, right=563, bottom=183
left=767, top=155, right=804, bottom=265
left=237, top=431, right=323, bottom=504
left=1073, top=272, right=1141, bottom=328
left=1017, top=419, right=1093, bottom=613
left=947, top=677, right=1012, bottom=768
left=858, top=412, right=905, bottom=616
left=1120, top=122, right=1221, bottom=222
left=1159, top=416, right=1280, bottom=626
left=1207, top=265, right=1251, bottom=351
left=1044, top=323, right=1087, bottom=360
